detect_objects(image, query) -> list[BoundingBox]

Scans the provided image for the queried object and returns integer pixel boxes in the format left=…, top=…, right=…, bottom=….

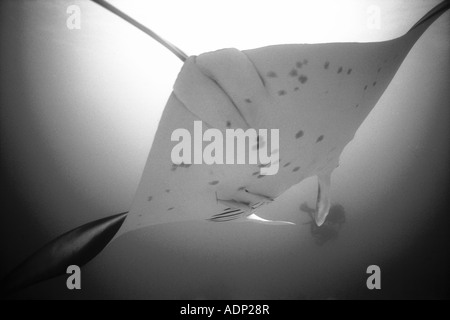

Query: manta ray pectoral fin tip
left=315, top=172, right=333, bottom=227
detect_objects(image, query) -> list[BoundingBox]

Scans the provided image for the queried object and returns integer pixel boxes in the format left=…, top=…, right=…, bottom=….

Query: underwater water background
left=1, top=0, right=449, bottom=299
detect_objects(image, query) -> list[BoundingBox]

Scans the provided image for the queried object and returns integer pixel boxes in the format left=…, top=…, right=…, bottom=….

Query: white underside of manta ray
left=1, top=0, right=448, bottom=295
left=118, top=0, right=448, bottom=233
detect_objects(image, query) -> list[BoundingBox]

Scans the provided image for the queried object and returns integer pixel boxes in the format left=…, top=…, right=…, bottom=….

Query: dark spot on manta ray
left=252, top=135, right=265, bottom=151
left=238, top=186, right=246, bottom=191
left=303, top=59, right=308, bottom=65
left=147, top=196, right=153, bottom=202
left=171, top=162, right=191, bottom=171
left=377, top=67, right=382, bottom=73
left=289, top=69, right=298, bottom=77
left=167, top=207, right=175, bottom=211
left=293, top=166, right=301, bottom=172
left=347, top=68, right=352, bottom=75
left=324, top=62, right=330, bottom=69
left=298, top=75, right=308, bottom=84
left=337, top=67, right=343, bottom=74
left=296, top=61, right=303, bottom=68
left=316, top=135, right=324, bottom=143
left=165, top=189, right=171, bottom=193
left=373, top=81, right=377, bottom=86
left=294, top=87, right=300, bottom=91
left=355, top=104, right=359, bottom=108
left=209, top=181, right=220, bottom=185
left=278, top=90, right=287, bottom=96
left=364, top=85, right=368, bottom=90
left=226, top=121, right=231, bottom=128
left=267, top=71, right=277, bottom=78
left=245, top=98, right=252, bottom=103
left=295, top=130, right=304, bottom=139
left=284, top=162, right=291, bottom=168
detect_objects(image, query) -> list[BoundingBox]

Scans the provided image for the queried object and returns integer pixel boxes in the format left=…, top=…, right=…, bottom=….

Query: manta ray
left=1, top=0, right=448, bottom=295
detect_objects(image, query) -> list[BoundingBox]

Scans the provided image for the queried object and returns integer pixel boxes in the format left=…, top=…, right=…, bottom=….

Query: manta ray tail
left=0, top=212, right=127, bottom=296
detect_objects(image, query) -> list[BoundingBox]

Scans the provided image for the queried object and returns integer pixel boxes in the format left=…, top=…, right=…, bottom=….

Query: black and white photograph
left=0, top=0, right=449, bottom=302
